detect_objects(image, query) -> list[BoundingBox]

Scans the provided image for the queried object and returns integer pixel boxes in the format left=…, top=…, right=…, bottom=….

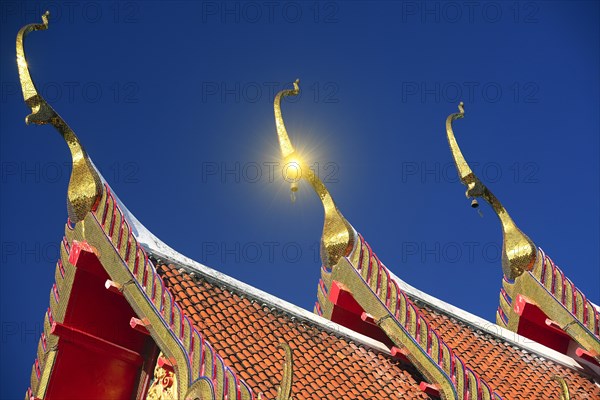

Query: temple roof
left=390, top=270, right=599, bottom=375
left=144, top=233, right=600, bottom=399
left=109, top=168, right=600, bottom=397
left=111, top=175, right=592, bottom=368
left=16, top=13, right=599, bottom=399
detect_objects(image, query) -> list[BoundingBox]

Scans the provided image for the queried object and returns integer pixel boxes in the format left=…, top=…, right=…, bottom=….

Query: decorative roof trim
left=338, top=234, right=501, bottom=399
left=388, top=270, right=592, bottom=374
left=91, top=183, right=257, bottom=399
left=445, top=103, right=599, bottom=360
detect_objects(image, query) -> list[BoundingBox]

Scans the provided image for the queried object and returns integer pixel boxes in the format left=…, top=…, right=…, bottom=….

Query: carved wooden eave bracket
left=147, top=354, right=178, bottom=400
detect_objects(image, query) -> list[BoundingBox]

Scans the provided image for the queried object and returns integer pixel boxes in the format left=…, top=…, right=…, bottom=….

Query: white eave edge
left=104, top=175, right=597, bottom=377
left=388, top=270, right=597, bottom=374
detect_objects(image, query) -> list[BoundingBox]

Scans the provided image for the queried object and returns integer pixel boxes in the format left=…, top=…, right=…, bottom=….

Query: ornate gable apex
left=446, top=104, right=600, bottom=367
left=18, top=13, right=261, bottom=400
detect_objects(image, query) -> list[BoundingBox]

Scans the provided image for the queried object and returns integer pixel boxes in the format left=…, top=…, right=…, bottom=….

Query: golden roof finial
left=17, top=12, right=102, bottom=223
left=274, top=80, right=354, bottom=267
left=446, top=103, right=536, bottom=280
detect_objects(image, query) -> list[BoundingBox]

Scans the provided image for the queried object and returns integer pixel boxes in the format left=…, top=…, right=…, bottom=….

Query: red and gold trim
left=90, top=184, right=257, bottom=399
left=318, top=234, right=503, bottom=400
left=26, top=184, right=258, bottom=400
left=498, top=248, right=600, bottom=360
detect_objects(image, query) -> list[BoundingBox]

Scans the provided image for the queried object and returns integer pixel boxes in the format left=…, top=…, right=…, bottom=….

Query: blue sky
left=1, top=1, right=598, bottom=398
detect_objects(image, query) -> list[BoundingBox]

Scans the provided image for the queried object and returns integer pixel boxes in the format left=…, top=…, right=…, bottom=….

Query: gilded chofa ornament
left=446, top=103, right=600, bottom=359
left=17, top=11, right=102, bottom=223
left=17, top=14, right=257, bottom=400
left=274, top=80, right=354, bottom=267
left=445, top=103, right=536, bottom=280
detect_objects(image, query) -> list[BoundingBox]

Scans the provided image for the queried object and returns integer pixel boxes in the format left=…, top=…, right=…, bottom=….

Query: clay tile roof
left=157, top=263, right=432, bottom=399
left=417, top=304, right=600, bottom=400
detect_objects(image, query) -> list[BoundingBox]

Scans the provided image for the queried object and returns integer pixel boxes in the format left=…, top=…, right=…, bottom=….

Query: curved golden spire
left=17, top=12, right=102, bottom=223
left=446, top=103, right=536, bottom=280
left=274, top=80, right=354, bottom=267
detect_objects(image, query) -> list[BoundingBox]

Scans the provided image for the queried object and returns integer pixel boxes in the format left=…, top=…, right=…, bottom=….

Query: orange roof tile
left=157, top=258, right=600, bottom=399
left=157, top=263, right=431, bottom=399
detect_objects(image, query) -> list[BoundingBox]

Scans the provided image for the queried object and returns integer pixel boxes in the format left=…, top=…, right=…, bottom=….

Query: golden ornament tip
left=16, top=12, right=102, bottom=223
left=445, top=102, right=536, bottom=280
left=273, top=80, right=354, bottom=267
